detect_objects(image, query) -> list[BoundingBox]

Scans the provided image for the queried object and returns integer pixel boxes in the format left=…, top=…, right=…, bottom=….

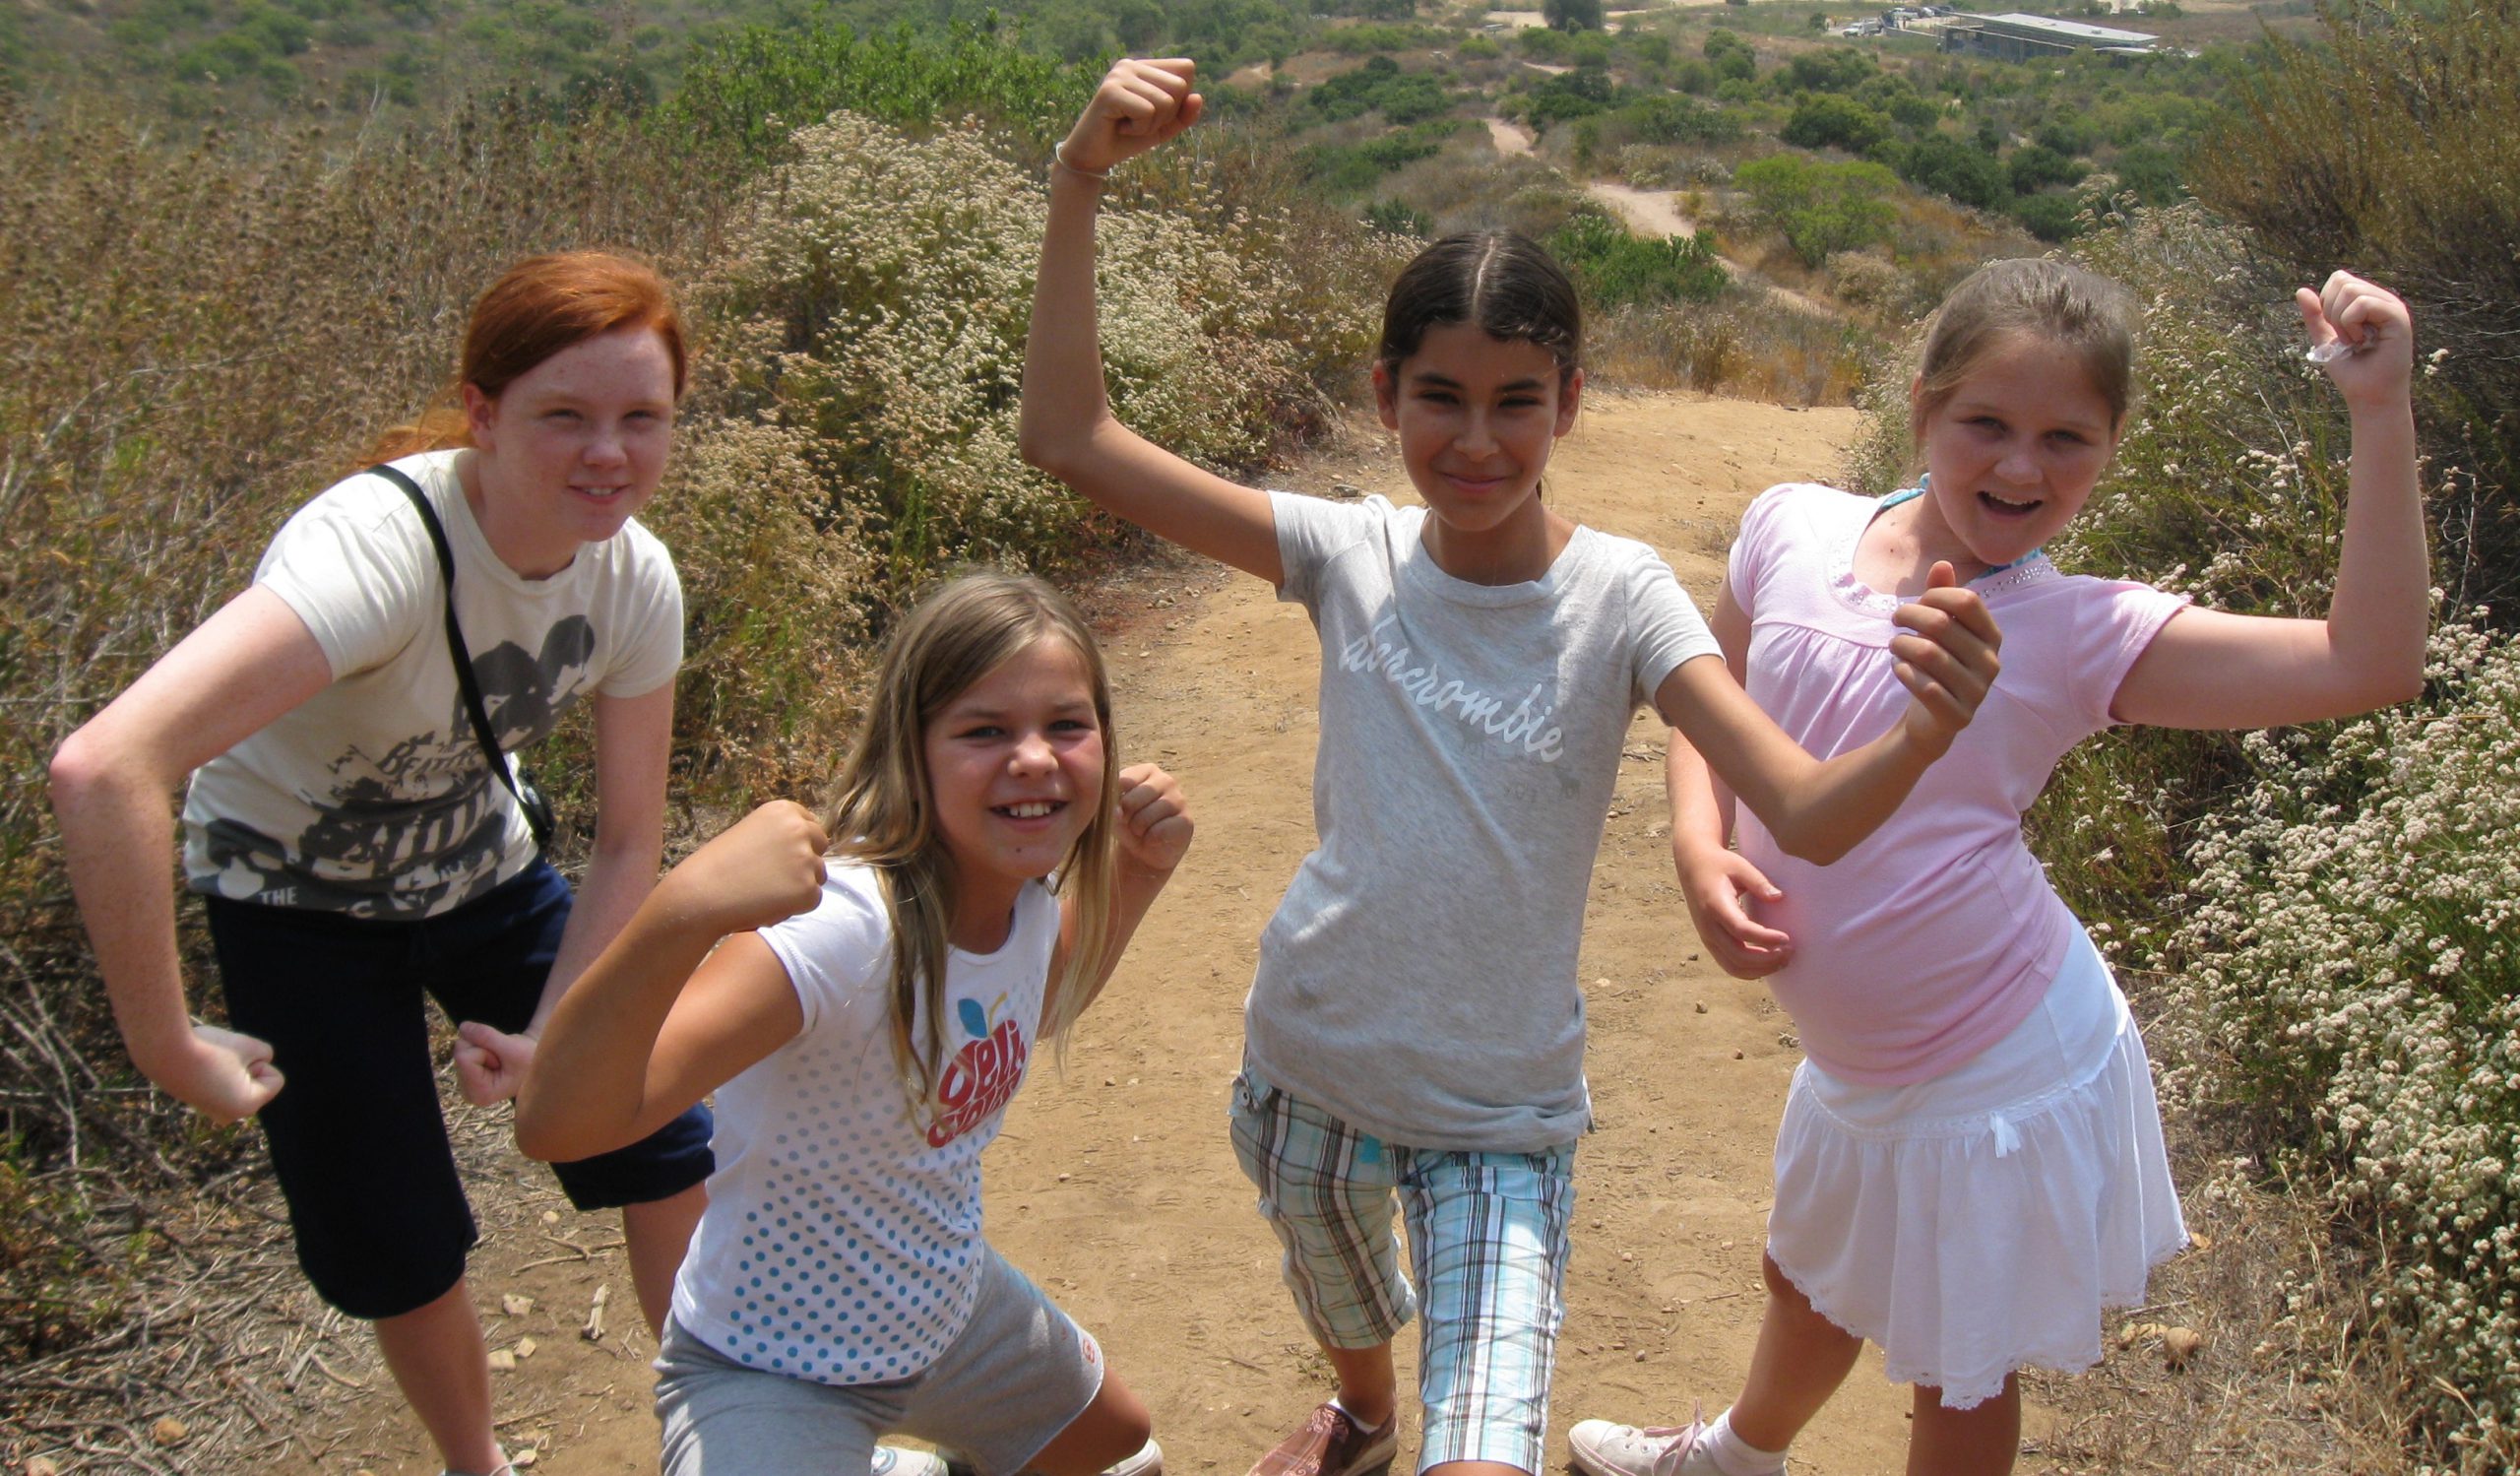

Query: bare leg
left=621, top=1182, right=708, bottom=1337
left=372, top=1278, right=504, bottom=1475
left=1324, top=1340, right=1399, bottom=1427
left=1423, top=1461, right=1528, bottom=1476
left=1726, top=1252, right=1865, bottom=1452
left=1030, top=1369, right=1157, bottom=1476
left=1907, top=1377, right=2019, bottom=1476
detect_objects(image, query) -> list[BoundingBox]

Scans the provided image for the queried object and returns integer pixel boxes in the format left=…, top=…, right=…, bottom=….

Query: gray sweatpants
left=656, top=1246, right=1105, bottom=1475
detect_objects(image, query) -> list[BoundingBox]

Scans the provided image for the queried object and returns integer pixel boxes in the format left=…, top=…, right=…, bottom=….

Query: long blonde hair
left=824, top=572, right=1123, bottom=1115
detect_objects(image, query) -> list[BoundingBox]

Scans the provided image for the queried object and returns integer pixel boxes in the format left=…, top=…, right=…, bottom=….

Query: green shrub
left=2009, top=190, right=2083, bottom=241
left=2150, top=621, right=2520, bottom=1469
left=1523, top=65, right=1618, bottom=126
left=1620, top=93, right=1744, bottom=146
left=1898, top=132, right=2008, bottom=211
left=1546, top=213, right=1728, bottom=308
left=1782, top=94, right=1891, bottom=154
left=1732, top=153, right=1899, bottom=266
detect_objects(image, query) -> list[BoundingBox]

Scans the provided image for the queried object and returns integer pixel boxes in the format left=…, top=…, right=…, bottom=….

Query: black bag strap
left=371, top=462, right=554, bottom=852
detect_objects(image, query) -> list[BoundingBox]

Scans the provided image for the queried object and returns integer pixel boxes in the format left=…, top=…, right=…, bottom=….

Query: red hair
left=365, top=251, right=688, bottom=465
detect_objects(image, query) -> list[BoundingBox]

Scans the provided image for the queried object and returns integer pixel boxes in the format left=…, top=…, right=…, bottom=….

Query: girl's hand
left=1674, top=845, right=1793, bottom=980
left=2299, top=270, right=2415, bottom=412
left=657, top=801, right=829, bottom=938
left=1060, top=58, right=1203, bottom=178
left=1890, top=562, right=2003, bottom=755
left=452, top=1021, right=535, bottom=1107
left=1114, top=762, right=1193, bottom=876
left=155, top=1022, right=284, bottom=1124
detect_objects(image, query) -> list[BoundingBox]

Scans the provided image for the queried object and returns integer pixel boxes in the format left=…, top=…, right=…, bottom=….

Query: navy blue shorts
left=207, top=861, right=714, bottom=1320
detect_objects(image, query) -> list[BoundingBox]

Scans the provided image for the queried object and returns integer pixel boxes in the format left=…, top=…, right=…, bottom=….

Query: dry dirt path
left=1586, top=181, right=1699, bottom=240
left=319, top=394, right=2063, bottom=1475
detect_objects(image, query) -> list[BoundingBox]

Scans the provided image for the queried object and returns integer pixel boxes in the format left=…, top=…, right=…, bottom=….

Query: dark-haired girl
left=51, top=252, right=714, bottom=1476
left=1021, top=59, right=2003, bottom=1476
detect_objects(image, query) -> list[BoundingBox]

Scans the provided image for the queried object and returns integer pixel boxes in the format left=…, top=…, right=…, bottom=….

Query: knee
left=1759, top=1250, right=1804, bottom=1308
left=1084, top=1384, right=1155, bottom=1469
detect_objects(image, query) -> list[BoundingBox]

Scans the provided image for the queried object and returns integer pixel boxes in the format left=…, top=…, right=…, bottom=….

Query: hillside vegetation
left=5, top=0, right=2520, bottom=1467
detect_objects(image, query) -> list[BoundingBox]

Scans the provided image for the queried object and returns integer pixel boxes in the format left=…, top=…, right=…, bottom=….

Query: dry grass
left=2028, top=1118, right=2422, bottom=1473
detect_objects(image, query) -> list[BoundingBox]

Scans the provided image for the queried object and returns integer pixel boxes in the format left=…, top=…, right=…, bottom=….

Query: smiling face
left=1374, top=321, right=1582, bottom=582
left=463, top=325, right=679, bottom=576
left=921, top=634, right=1108, bottom=940
left=1910, top=330, right=2122, bottom=575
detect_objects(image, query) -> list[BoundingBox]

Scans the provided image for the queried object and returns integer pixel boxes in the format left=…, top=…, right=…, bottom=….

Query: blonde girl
left=1022, top=58, right=2004, bottom=1476
left=1570, top=260, right=2425, bottom=1474
left=519, top=572, right=1192, bottom=1476
left=50, top=252, right=711, bottom=1476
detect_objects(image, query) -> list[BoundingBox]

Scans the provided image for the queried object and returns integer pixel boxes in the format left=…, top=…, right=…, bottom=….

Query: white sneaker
left=877, top=1439, right=1160, bottom=1476
left=1566, top=1413, right=1719, bottom=1476
left=873, top=1448, right=959, bottom=1476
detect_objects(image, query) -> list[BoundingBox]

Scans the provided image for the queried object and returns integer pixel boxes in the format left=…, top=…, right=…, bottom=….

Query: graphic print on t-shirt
left=1337, top=610, right=1569, bottom=762
left=198, top=617, right=600, bottom=916
left=926, top=993, right=1031, bottom=1147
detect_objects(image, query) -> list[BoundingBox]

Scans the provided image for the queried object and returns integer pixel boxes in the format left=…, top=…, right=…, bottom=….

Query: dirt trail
left=1585, top=181, right=1699, bottom=240
left=320, top=393, right=2060, bottom=1474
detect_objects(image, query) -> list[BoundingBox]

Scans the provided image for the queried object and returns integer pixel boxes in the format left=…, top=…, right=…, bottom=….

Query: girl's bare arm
left=1018, top=57, right=1285, bottom=585
left=2111, top=272, right=2426, bottom=730
left=48, top=587, right=335, bottom=1123
left=1656, top=565, right=2002, bottom=866
left=517, top=802, right=826, bottom=1161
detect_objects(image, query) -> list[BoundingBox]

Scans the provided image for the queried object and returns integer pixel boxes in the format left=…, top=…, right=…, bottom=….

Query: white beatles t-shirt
left=181, top=450, right=682, bottom=919
left=671, top=863, right=1058, bottom=1385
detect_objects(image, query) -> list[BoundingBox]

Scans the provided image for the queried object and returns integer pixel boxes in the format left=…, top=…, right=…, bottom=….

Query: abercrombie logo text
left=1339, top=616, right=1566, bottom=761
left=927, top=997, right=1030, bottom=1147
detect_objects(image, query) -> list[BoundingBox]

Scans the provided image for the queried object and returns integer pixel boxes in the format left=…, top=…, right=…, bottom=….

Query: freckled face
left=464, top=326, right=678, bottom=573
left=1375, top=322, right=1581, bottom=544
left=1914, top=332, right=2121, bottom=572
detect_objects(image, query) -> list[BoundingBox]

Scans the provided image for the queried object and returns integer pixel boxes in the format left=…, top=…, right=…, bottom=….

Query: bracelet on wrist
left=1053, top=140, right=1112, bottom=182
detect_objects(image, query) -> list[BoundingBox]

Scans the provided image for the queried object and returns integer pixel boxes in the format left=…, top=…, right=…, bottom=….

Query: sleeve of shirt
left=253, top=476, right=434, bottom=680
left=1271, top=490, right=1375, bottom=610
left=1626, top=548, right=1723, bottom=704
left=2067, top=579, right=2194, bottom=733
left=598, top=524, right=685, bottom=698
left=757, top=872, right=892, bottom=1038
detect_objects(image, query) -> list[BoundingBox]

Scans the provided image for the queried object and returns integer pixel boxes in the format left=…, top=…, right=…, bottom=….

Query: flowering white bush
left=703, top=111, right=1396, bottom=577
left=2154, top=619, right=2520, bottom=1468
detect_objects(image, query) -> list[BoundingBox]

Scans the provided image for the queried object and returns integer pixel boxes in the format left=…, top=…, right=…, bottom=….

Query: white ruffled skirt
left=1766, top=932, right=2188, bottom=1409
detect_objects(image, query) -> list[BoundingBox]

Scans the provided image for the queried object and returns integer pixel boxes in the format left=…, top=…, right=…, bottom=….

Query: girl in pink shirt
left=1569, top=259, right=2426, bottom=1475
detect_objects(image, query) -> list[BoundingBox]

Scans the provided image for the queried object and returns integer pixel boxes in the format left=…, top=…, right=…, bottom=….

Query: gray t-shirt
left=1245, top=492, right=1720, bottom=1152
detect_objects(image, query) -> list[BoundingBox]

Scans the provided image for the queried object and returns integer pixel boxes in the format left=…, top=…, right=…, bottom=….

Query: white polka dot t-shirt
left=669, top=862, right=1056, bottom=1384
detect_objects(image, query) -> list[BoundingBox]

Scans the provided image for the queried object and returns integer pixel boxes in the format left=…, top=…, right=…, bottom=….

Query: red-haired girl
left=50, top=251, right=713, bottom=1476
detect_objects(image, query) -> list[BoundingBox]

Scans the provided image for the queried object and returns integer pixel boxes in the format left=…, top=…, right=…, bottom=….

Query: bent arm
left=1048, top=762, right=1193, bottom=1021
left=47, top=586, right=336, bottom=1120
left=2110, top=402, right=2425, bottom=728
left=1655, top=571, right=2000, bottom=866
left=517, top=802, right=825, bottom=1161
left=2114, top=271, right=2427, bottom=729
left=1667, top=582, right=1753, bottom=866
left=530, top=683, right=673, bottom=1028
left=1017, top=61, right=1284, bottom=583
left=1660, top=659, right=1938, bottom=865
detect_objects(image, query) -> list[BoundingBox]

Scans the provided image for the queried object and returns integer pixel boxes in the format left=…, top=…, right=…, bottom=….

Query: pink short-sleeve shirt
left=1731, top=483, right=2189, bottom=1085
